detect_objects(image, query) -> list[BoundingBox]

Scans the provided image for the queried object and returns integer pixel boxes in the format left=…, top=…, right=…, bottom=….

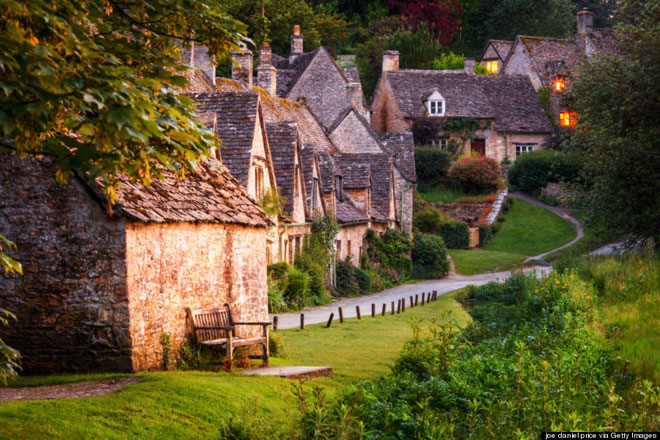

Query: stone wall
left=392, top=169, right=413, bottom=233
left=436, top=202, right=491, bottom=224
left=502, top=42, right=543, bottom=90
left=336, top=223, right=368, bottom=263
left=0, top=155, right=132, bottom=373
left=329, top=111, right=382, bottom=154
left=370, top=78, right=408, bottom=133
left=125, top=223, right=268, bottom=371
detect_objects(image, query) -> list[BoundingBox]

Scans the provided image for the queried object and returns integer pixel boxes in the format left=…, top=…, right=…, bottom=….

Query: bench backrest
left=187, top=304, right=235, bottom=342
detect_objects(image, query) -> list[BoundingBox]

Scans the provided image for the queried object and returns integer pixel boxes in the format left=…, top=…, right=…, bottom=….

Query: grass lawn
left=0, top=292, right=470, bottom=439
left=450, top=197, right=576, bottom=275
left=419, top=187, right=493, bottom=203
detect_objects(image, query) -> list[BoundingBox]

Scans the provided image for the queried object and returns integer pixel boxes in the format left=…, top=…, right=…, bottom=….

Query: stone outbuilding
left=0, top=155, right=270, bottom=373
left=370, top=50, right=553, bottom=161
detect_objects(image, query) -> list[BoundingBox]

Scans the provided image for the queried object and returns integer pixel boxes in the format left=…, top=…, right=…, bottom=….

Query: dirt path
left=0, top=378, right=138, bottom=402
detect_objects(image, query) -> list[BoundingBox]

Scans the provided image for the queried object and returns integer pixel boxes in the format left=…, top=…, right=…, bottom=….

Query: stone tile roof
left=337, top=156, right=370, bottom=189
left=187, top=91, right=260, bottom=187
left=339, top=153, right=393, bottom=221
left=517, top=36, right=582, bottom=83
left=335, top=199, right=369, bottom=224
left=272, top=49, right=320, bottom=97
left=384, top=70, right=551, bottom=133
left=87, top=161, right=269, bottom=227
left=265, top=121, right=298, bottom=217
left=377, top=132, right=416, bottom=183
left=300, top=147, right=318, bottom=212
left=316, top=149, right=338, bottom=193
left=483, top=40, right=513, bottom=61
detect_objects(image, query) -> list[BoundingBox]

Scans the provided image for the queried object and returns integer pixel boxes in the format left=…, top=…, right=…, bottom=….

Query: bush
left=267, top=275, right=286, bottom=313
left=364, top=229, right=413, bottom=282
left=335, top=260, right=359, bottom=297
left=413, top=146, right=452, bottom=191
left=412, top=206, right=451, bottom=235
left=448, top=156, right=502, bottom=194
left=267, top=262, right=289, bottom=280
left=411, top=233, right=450, bottom=279
left=508, top=150, right=584, bottom=196
left=478, top=224, right=490, bottom=245
left=353, top=266, right=371, bottom=294
left=283, top=266, right=311, bottom=307
left=441, top=221, right=470, bottom=249
left=269, top=332, right=287, bottom=358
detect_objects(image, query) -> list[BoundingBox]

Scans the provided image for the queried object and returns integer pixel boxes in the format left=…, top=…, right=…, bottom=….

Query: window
left=295, top=236, right=302, bottom=257
left=486, top=60, right=498, bottom=74
left=432, top=138, right=448, bottom=149
left=559, top=111, right=577, bottom=128
left=425, top=91, right=445, bottom=117
left=312, top=177, right=319, bottom=210
left=255, top=167, right=264, bottom=200
left=335, top=240, right=342, bottom=261
left=515, top=144, right=536, bottom=157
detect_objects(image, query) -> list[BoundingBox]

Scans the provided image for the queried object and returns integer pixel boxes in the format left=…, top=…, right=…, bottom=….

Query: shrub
left=412, top=233, right=450, bottom=279
left=364, top=229, right=413, bottom=281
left=335, top=260, right=358, bottom=297
left=267, top=262, right=289, bottom=280
left=441, top=221, right=470, bottom=249
left=412, top=206, right=451, bottom=235
left=478, top=224, right=490, bottom=245
left=283, top=266, right=311, bottom=307
left=269, top=332, right=287, bottom=358
left=413, top=146, right=452, bottom=191
left=448, top=156, right=502, bottom=194
left=353, top=266, right=371, bottom=294
left=508, top=150, right=584, bottom=196
left=267, top=275, right=286, bottom=313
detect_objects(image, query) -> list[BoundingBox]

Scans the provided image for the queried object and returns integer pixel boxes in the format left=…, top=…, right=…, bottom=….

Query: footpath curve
left=272, top=193, right=584, bottom=330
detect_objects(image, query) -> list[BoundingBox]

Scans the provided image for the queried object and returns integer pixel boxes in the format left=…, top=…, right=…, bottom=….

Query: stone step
left=240, top=366, right=333, bottom=379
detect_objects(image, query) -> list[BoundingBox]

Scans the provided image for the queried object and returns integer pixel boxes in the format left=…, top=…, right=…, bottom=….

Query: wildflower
left=586, top=295, right=592, bottom=300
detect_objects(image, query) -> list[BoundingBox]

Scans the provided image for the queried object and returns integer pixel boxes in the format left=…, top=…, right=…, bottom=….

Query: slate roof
left=187, top=91, right=260, bottom=187
left=339, top=153, right=393, bottom=221
left=383, top=70, right=552, bottom=133
left=377, top=132, right=416, bottom=183
left=266, top=121, right=299, bottom=217
left=272, top=48, right=321, bottom=98
left=87, top=161, right=269, bottom=227
left=335, top=199, right=369, bottom=224
left=481, top=40, right=513, bottom=61
left=337, top=156, right=370, bottom=189
left=316, top=149, right=338, bottom=193
left=516, top=36, right=582, bottom=84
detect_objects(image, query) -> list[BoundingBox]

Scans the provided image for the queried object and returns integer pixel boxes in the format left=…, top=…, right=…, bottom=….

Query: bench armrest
left=233, top=321, right=271, bottom=326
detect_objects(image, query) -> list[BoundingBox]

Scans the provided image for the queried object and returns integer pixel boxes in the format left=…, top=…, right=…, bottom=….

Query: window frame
left=515, top=143, right=536, bottom=157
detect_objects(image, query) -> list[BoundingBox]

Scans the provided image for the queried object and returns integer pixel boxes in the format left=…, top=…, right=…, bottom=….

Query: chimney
left=257, top=42, right=277, bottom=96
left=189, top=42, right=216, bottom=85
left=464, top=57, right=475, bottom=74
left=231, top=48, right=253, bottom=87
left=346, top=82, right=363, bottom=110
left=382, top=50, right=399, bottom=72
left=290, top=25, right=304, bottom=62
left=577, top=9, right=595, bottom=34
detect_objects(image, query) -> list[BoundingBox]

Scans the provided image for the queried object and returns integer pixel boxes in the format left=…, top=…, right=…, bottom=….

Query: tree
left=568, top=1, right=660, bottom=242
left=396, top=0, right=464, bottom=46
left=0, top=0, right=248, bottom=383
left=384, top=23, right=443, bottom=69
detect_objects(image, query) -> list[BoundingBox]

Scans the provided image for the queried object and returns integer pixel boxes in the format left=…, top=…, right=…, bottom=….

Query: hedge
left=508, top=150, right=584, bottom=196
left=412, top=233, right=450, bottom=279
left=478, top=224, right=490, bottom=245
left=441, top=221, right=470, bottom=249
left=414, top=146, right=452, bottom=191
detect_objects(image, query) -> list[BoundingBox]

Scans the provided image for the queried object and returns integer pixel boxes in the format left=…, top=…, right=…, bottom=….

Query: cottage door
left=471, top=139, right=486, bottom=156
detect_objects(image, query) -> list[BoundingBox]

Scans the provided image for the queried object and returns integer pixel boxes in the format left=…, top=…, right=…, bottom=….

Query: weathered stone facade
left=0, top=154, right=269, bottom=373
left=336, top=223, right=368, bottom=263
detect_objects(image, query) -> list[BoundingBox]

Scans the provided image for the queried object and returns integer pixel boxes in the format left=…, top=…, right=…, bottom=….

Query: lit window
left=515, top=144, right=536, bottom=157
left=560, top=111, right=577, bottom=128
left=554, top=78, right=565, bottom=92
left=425, top=91, right=445, bottom=117
left=486, top=61, right=499, bottom=74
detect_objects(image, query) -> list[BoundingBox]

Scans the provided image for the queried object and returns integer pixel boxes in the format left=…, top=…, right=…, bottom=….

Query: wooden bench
left=186, top=304, right=270, bottom=367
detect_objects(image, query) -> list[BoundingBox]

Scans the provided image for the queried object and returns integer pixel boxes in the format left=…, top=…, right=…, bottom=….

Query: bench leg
left=226, top=334, right=233, bottom=371
left=263, top=325, right=269, bottom=367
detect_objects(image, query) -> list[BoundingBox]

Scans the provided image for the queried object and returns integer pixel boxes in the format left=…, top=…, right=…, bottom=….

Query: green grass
left=0, top=292, right=470, bottom=439
left=419, top=187, right=493, bottom=203
left=545, top=210, right=615, bottom=263
left=450, top=197, right=576, bottom=275
left=449, top=249, right=526, bottom=275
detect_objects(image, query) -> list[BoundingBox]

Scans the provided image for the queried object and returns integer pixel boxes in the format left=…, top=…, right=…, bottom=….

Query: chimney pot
left=293, top=25, right=300, bottom=36
left=231, top=49, right=253, bottom=87
left=577, top=9, right=595, bottom=34
left=257, top=43, right=277, bottom=96
left=290, top=25, right=304, bottom=62
left=382, top=50, right=399, bottom=72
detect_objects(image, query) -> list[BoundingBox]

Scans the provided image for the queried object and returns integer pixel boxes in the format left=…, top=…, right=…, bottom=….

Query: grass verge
left=448, top=249, right=526, bottom=275
left=0, top=291, right=470, bottom=439
left=419, top=187, right=493, bottom=203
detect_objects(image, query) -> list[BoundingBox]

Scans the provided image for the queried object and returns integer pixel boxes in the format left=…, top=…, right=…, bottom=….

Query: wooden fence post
left=382, top=303, right=386, bottom=316
left=371, top=304, right=376, bottom=318
left=300, top=314, right=305, bottom=330
left=339, top=307, right=344, bottom=324
left=397, top=299, right=401, bottom=314
left=415, top=294, right=419, bottom=306
left=326, top=313, right=334, bottom=328
left=410, top=296, right=414, bottom=307
left=402, top=299, right=406, bottom=312
left=273, top=316, right=278, bottom=331
left=356, top=306, right=361, bottom=320
left=421, top=293, right=425, bottom=305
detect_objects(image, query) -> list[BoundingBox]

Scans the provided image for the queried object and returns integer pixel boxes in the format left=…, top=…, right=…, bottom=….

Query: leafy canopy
left=0, top=0, right=247, bottom=203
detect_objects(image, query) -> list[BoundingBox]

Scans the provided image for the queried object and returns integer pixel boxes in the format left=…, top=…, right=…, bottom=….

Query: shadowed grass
left=448, top=249, right=526, bottom=275
left=0, top=291, right=470, bottom=439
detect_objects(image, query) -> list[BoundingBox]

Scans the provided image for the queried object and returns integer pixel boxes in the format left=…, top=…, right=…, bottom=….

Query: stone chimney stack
left=185, top=42, right=216, bottom=85
left=231, top=48, right=253, bottom=87
left=577, top=9, right=595, bottom=34
left=464, top=58, right=476, bottom=74
left=382, top=50, right=399, bottom=72
left=290, top=25, right=304, bottom=62
left=346, top=82, right=363, bottom=110
left=257, top=42, right=277, bottom=96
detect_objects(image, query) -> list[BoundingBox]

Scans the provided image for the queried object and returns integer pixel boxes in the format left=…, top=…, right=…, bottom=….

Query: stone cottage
left=0, top=155, right=270, bottom=373
left=479, top=40, right=513, bottom=74
left=370, top=51, right=553, bottom=161
left=499, top=9, right=618, bottom=127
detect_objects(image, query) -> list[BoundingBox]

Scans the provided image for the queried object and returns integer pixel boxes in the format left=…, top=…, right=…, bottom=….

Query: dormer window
left=425, top=91, right=445, bottom=117
left=486, top=61, right=498, bottom=74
